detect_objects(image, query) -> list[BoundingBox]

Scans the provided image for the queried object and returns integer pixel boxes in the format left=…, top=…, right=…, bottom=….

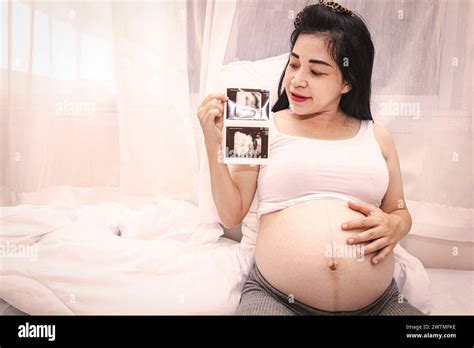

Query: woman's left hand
left=341, top=201, right=403, bottom=265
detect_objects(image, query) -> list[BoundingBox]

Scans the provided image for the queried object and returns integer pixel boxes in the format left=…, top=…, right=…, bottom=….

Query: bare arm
left=376, top=124, right=412, bottom=239
left=196, top=93, right=259, bottom=229
left=206, top=142, right=259, bottom=229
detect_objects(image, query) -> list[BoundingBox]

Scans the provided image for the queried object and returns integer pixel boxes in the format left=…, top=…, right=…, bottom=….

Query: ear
left=341, top=81, right=352, bottom=94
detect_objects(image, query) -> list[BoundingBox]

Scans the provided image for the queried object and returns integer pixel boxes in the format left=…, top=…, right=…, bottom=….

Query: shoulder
left=371, top=122, right=398, bottom=160
left=372, top=122, right=391, bottom=140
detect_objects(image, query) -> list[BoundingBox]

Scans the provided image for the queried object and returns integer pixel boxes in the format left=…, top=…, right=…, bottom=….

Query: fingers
left=346, top=226, right=382, bottom=245
left=200, top=93, right=228, bottom=107
left=215, top=113, right=224, bottom=131
left=198, top=109, right=221, bottom=127
left=341, top=216, right=378, bottom=231
left=197, top=98, right=225, bottom=122
left=197, top=105, right=220, bottom=123
left=372, top=245, right=394, bottom=265
left=206, top=108, right=222, bottom=121
left=203, top=99, right=225, bottom=115
left=347, top=201, right=378, bottom=216
left=360, top=236, right=388, bottom=256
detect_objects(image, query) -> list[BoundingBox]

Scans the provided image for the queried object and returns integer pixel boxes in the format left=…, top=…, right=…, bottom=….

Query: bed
left=1, top=198, right=472, bottom=315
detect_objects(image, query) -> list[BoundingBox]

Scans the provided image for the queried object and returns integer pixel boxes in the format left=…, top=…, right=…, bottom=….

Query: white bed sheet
left=425, top=268, right=474, bottom=315
left=0, top=202, right=255, bottom=315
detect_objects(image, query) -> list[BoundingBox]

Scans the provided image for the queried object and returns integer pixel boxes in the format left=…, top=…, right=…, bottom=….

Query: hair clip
left=294, top=8, right=304, bottom=28
left=294, top=1, right=353, bottom=28
left=324, top=1, right=353, bottom=15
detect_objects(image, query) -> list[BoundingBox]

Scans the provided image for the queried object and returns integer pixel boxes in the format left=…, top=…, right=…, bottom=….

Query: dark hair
left=272, top=3, right=375, bottom=121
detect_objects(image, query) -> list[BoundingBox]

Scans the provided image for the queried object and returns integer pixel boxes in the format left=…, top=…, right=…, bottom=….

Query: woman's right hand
left=196, top=93, right=228, bottom=147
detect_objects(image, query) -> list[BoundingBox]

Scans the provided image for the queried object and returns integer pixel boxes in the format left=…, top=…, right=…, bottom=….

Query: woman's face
left=284, top=34, right=351, bottom=116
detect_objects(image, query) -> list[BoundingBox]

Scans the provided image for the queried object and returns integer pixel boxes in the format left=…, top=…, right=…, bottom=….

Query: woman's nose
left=291, top=73, right=307, bottom=88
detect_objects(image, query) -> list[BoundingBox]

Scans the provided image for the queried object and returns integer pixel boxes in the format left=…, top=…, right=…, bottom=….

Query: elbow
left=406, top=211, right=413, bottom=233
left=221, top=219, right=242, bottom=230
left=219, top=212, right=243, bottom=230
left=219, top=202, right=244, bottom=230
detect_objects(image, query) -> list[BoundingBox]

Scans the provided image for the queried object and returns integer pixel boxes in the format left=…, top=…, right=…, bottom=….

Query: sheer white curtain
left=1, top=0, right=472, bottom=212
left=111, top=0, right=197, bottom=201
left=1, top=0, right=198, bottom=207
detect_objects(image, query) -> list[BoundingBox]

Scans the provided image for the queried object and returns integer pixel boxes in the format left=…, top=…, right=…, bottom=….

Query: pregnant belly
left=255, top=198, right=394, bottom=311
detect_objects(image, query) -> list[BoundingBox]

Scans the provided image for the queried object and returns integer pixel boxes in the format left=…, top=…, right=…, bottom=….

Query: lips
left=289, top=92, right=310, bottom=103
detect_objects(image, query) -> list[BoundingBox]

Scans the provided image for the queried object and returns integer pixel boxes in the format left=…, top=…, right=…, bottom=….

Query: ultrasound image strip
left=223, top=88, right=271, bottom=165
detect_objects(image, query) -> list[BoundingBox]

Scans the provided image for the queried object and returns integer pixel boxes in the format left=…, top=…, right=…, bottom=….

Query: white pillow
left=197, top=53, right=289, bottom=226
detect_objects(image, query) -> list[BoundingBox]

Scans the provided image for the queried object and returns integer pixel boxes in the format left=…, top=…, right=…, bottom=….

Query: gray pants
left=234, top=262, right=423, bottom=315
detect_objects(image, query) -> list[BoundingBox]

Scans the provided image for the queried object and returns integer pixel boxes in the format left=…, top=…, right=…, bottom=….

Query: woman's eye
left=288, top=63, right=323, bottom=76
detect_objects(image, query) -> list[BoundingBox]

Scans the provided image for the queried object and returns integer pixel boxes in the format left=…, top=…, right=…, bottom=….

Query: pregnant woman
left=197, top=2, right=422, bottom=315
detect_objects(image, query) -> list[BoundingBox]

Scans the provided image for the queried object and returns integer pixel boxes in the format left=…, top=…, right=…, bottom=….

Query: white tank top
left=256, top=112, right=389, bottom=220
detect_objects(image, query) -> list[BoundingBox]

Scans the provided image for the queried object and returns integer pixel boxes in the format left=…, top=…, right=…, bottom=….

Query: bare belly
left=255, top=198, right=394, bottom=311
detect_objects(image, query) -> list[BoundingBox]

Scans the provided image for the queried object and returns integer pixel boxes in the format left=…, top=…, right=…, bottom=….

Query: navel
left=327, top=259, right=339, bottom=271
